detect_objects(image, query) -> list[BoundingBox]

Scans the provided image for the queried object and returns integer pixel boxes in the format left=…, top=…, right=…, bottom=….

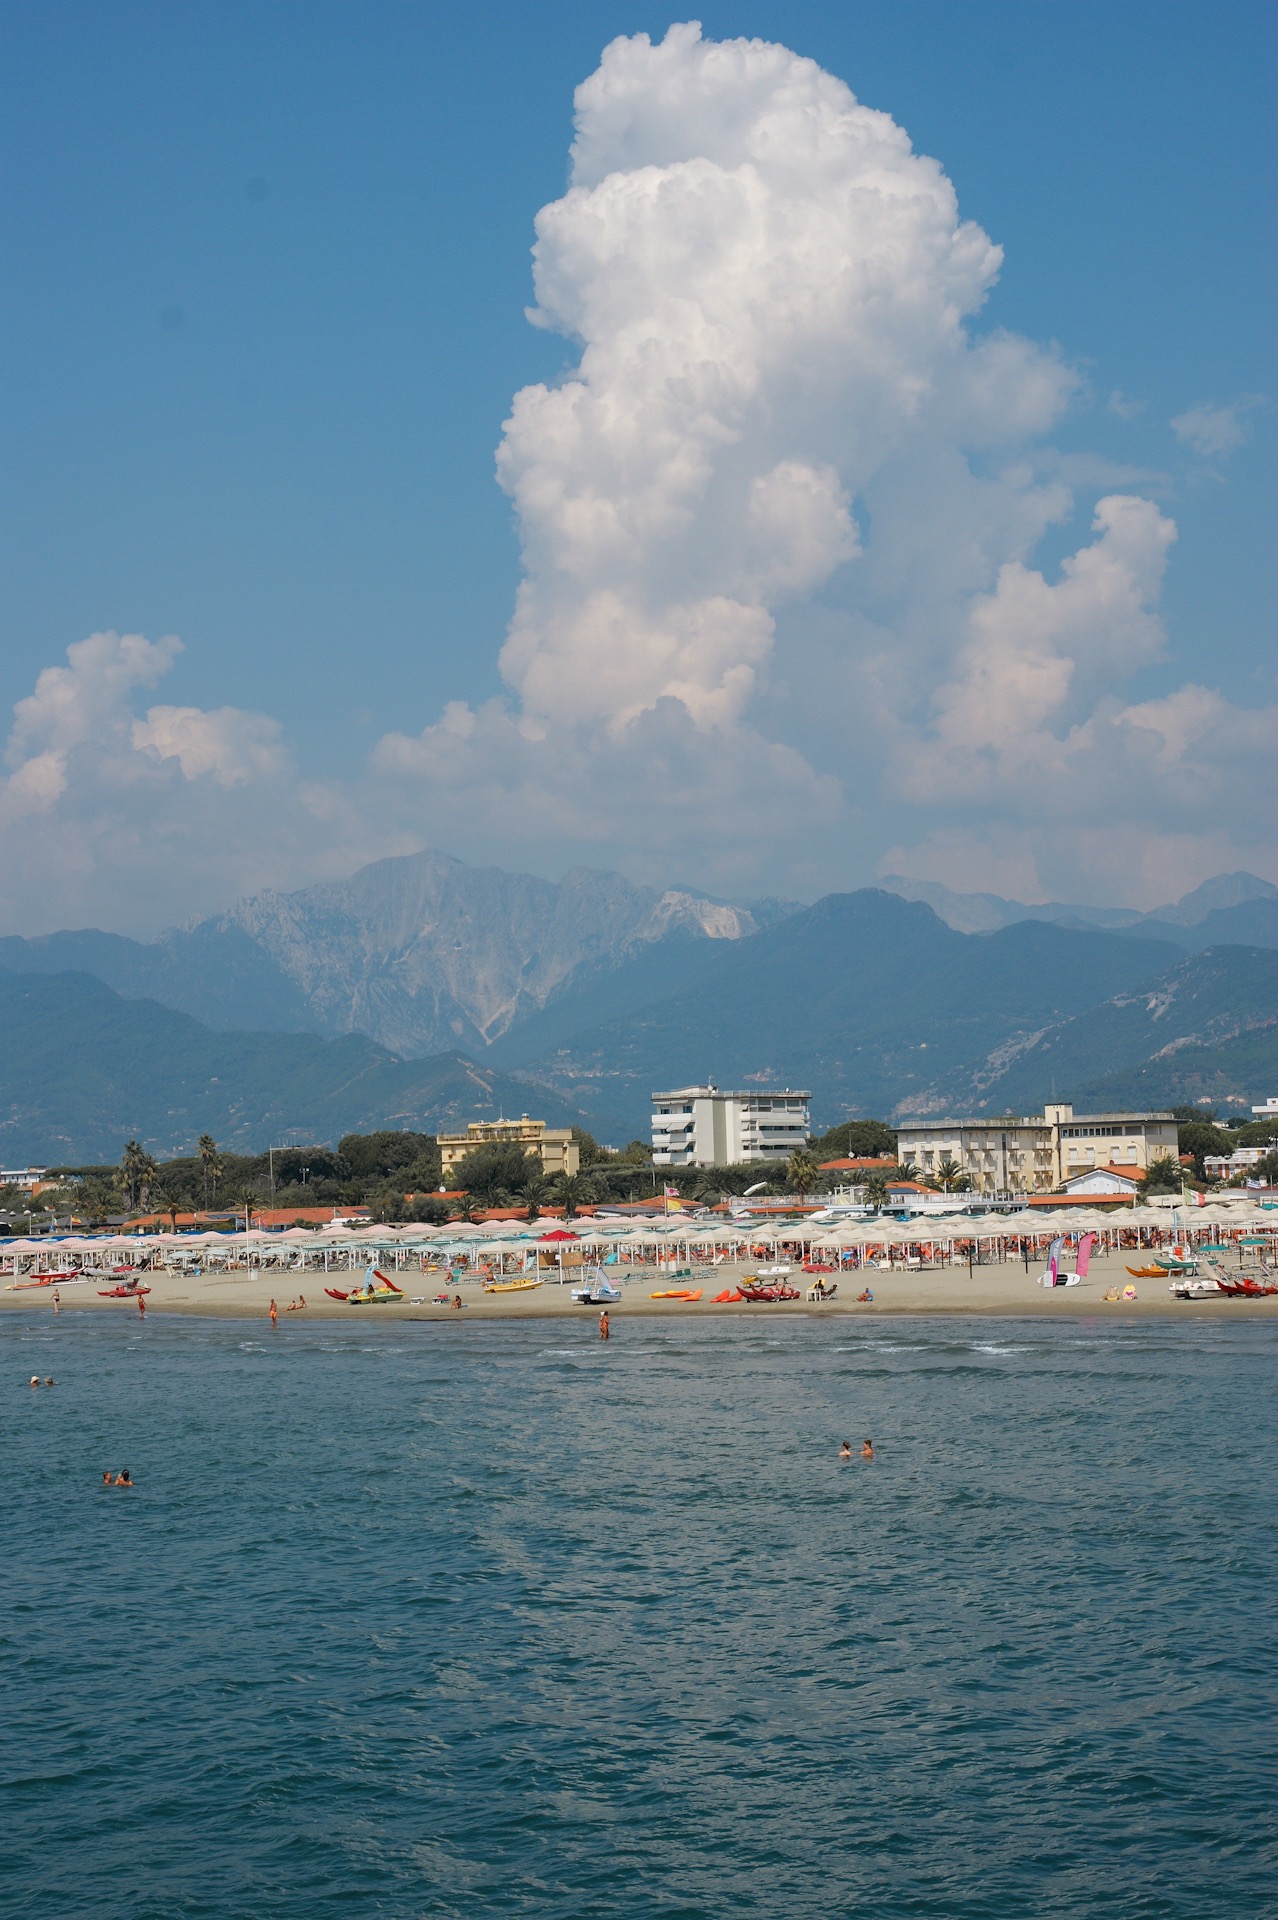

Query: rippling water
left=3, top=1311, right=1274, bottom=1918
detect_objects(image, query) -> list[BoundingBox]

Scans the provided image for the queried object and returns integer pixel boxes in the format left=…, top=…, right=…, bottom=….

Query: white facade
left=651, top=1085, right=810, bottom=1167
left=1251, top=1097, right=1278, bottom=1119
left=896, top=1104, right=1179, bottom=1197
left=1, top=1167, right=47, bottom=1193
left=1205, top=1146, right=1268, bottom=1178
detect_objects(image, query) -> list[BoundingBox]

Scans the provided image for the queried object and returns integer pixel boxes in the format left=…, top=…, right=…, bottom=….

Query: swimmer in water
left=45, top=1377, right=53, bottom=1388
left=839, top=1441, right=853, bottom=1460
left=30, top=1375, right=39, bottom=1388
left=102, top=1470, right=113, bottom=1486
left=861, top=1439, right=874, bottom=1459
left=114, top=1469, right=132, bottom=1487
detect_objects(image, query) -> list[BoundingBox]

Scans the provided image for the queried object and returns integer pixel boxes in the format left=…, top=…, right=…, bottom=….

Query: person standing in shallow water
left=599, top=1311, right=610, bottom=1341
left=269, top=1299, right=278, bottom=1329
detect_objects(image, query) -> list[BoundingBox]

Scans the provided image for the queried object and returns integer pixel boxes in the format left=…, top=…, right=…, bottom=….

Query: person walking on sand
left=269, top=1298, right=278, bottom=1329
left=599, top=1310, right=610, bottom=1341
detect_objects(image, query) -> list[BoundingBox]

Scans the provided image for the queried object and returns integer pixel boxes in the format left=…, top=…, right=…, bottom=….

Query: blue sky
left=0, top=2, right=1273, bottom=931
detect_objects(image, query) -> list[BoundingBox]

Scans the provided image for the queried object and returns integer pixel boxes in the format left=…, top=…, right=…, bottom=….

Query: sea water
left=2, top=1311, right=1274, bottom=1919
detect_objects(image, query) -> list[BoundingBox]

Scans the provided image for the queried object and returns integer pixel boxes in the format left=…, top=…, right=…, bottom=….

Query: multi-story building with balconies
left=895, top=1103, right=1179, bottom=1196
left=651, top=1085, right=810, bottom=1167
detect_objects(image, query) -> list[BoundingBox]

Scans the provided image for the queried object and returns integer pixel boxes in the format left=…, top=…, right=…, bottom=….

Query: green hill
left=0, top=968, right=592, bottom=1162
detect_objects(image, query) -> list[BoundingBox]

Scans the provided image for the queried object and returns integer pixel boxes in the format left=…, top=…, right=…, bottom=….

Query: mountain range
left=881, top=869, right=1278, bottom=948
left=0, top=850, right=784, bottom=1057
left=0, top=968, right=594, bottom=1164
left=1, top=851, right=1274, bottom=1160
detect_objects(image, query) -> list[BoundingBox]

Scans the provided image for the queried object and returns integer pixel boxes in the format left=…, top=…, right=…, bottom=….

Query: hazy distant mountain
left=0, top=967, right=593, bottom=1162
left=506, top=890, right=1188, bottom=1137
left=0, top=849, right=787, bottom=1057
left=881, top=870, right=1278, bottom=946
left=931, top=946, right=1278, bottom=1116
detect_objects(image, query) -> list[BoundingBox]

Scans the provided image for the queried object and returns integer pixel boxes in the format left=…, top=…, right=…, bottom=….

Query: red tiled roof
left=818, top=1157, right=898, bottom=1171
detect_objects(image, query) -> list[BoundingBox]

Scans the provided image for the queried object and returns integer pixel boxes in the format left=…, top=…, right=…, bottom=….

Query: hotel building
left=651, top=1085, right=811, bottom=1168
left=437, top=1117, right=579, bottom=1181
left=895, top=1103, right=1179, bottom=1196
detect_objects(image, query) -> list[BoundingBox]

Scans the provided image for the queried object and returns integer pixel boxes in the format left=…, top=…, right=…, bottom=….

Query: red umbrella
left=538, top=1228, right=580, bottom=1242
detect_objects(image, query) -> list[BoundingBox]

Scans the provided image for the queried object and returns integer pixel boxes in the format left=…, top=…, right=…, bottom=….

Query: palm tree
left=236, top=1185, right=258, bottom=1230
left=933, top=1156, right=966, bottom=1193
left=786, top=1149, right=820, bottom=1201
left=156, top=1181, right=183, bottom=1232
left=862, top=1171, right=889, bottom=1211
left=521, top=1174, right=549, bottom=1223
left=119, top=1140, right=158, bottom=1213
left=198, top=1134, right=220, bottom=1211
left=553, top=1172, right=594, bottom=1220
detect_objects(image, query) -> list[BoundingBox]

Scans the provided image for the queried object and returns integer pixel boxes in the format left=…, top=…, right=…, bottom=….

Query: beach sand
left=5, top=1250, right=1275, bottom=1320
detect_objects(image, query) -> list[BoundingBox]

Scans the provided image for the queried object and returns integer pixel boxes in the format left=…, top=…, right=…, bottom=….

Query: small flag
left=664, top=1184, right=680, bottom=1214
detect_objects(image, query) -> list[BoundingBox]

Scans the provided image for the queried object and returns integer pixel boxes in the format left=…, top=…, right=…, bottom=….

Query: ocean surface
left=2, top=1310, right=1274, bottom=1919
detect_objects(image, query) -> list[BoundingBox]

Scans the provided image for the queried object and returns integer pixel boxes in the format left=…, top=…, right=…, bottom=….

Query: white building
left=1, top=1167, right=48, bottom=1194
left=1204, top=1146, right=1268, bottom=1179
left=1251, top=1097, right=1278, bottom=1120
left=651, top=1085, right=810, bottom=1167
left=895, top=1104, right=1179, bottom=1197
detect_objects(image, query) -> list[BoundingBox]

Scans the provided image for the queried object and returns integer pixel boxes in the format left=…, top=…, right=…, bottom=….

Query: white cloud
left=0, top=632, right=398, bottom=933
left=3, top=25, right=1273, bottom=929
left=1171, top=395, right=1264, bottom=459
left=131, top=705, right=288, bottom=786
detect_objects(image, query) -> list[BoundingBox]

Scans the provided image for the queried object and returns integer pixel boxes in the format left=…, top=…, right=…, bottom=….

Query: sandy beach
left=6, top=1249, right=1275, bottom=1320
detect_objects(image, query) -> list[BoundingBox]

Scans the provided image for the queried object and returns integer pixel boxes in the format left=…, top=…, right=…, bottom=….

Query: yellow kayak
left=650, top=1288, right=703, bottom=1301
left=482, top=1276, right=544, bottom=1293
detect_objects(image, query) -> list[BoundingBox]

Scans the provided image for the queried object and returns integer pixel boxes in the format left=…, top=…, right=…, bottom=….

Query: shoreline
left=5, top=1252, right=1275, bottom=1321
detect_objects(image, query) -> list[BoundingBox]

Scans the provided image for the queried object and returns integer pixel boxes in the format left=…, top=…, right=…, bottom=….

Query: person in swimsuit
left=839, top=1441, right=852, bottom=1460
left=599, top=1311, right=610, bottom=1341
left=53, top=1289, right=60, bottom=1314
left=269, top=1299, right=278, bottom=1328
left=452, top=1294, right=463, bottom=1309
left=114, top=1469, right=132, bottom=1486
left=29, top=1375, right=39, bottom=1389
left=137, top=1292, right=146, bottom=1316
left=861, top=1439, right=874, bottom=1459
left=102, top=1470, right=113, bottom=1486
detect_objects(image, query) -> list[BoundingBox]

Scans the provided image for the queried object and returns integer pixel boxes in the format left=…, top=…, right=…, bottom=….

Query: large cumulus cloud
left=376, top=21, right=1272, bottom=901
left=3, top=22, right=1272, bottom=931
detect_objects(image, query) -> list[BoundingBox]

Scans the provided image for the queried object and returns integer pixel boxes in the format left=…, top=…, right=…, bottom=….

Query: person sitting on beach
left=839, top=1441, right=853, bottom=1460
left=452, top=1294, right=463, bottom=1309
left=114, top=1469, right=132, bottom=1486
left=1103, top=1286, right=1120, bottom=1303
left=861, top=1439, right=874, bottom=1459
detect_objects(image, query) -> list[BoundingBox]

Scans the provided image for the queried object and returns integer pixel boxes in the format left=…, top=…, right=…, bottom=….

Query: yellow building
left=436, top=1117, right=579, bottom=1182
